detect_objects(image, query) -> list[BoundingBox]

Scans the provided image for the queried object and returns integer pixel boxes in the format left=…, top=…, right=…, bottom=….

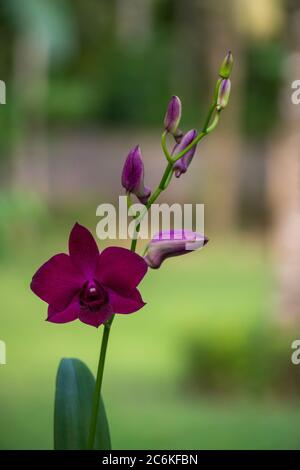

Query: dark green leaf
left=54, top=358, right=111, bottom=450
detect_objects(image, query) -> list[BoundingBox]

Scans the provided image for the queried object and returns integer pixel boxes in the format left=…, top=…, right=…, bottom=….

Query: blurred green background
left=1, top=0, right=300, bottom=450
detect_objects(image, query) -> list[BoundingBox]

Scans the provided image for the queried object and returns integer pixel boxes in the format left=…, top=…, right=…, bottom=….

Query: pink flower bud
left=121, top=145, right=151, bottom=205
left=144, top=230, right=209, bottom=269
left=217, top=79, right=231, bottom=109
left=164, top=96, right=182, bottom=135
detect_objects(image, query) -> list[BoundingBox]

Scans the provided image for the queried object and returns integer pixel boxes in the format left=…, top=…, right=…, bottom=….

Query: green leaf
left=54, top=358, right=111, bottom=450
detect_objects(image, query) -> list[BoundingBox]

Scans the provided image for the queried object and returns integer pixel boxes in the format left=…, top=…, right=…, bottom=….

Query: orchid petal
left=96, top=247, right=148, bottom=291
left=31, top=253, right=83, bottom=311
left=69, top=223, right=99, bottom=279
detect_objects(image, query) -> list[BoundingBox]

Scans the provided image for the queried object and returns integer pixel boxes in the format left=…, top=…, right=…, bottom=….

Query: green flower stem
left=203, top=102, right=217, bottom=131
left=206, top=109, right=221, bottom=133
left=87, top=315, right=114, bottom=449
left=127, top=192, right=132, bottom=209
left=158, top=161, right=174, bottom=191
left=161, top=131, right=173, bottom=162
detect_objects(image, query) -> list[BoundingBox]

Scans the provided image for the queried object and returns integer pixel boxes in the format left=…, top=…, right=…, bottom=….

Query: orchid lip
left=79, top=280, right=108, bottom=313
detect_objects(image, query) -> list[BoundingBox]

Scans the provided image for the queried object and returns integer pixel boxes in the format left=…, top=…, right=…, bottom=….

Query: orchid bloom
left=30, top=223, right=148, bottom=328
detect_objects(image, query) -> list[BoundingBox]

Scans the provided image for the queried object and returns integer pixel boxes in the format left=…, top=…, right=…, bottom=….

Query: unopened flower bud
left=144, top=230, right=209, bottom=269
left=164, top=95, right=182, bottom=135
left=172, top=129, right=197, bottom=178
left=121, top=145, right=151, bottom=205
left=219, top=51, right=233, bottom=79
left=217, top=79, right=231, bottom=109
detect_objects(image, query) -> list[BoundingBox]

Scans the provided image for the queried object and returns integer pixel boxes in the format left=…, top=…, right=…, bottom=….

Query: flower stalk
left=87, top=315, right=114, bottom=449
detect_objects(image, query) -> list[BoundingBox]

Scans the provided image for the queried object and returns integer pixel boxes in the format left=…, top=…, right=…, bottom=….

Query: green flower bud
left=219, top=51, right=233, bottom=79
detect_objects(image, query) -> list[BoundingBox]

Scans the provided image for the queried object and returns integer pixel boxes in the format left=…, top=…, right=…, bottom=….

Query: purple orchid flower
left=144, top=230, right=209, bottom=269
left=164, top=95, right=182, bottom=135
left=172, top=129, right=198, bottom=178
left=121, top=145, right=151, bottom=205
left=30, top=223, right=148, bottom=328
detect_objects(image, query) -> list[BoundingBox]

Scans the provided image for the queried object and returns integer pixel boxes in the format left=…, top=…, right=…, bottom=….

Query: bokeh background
left=1, top=0, right=300, bottom=449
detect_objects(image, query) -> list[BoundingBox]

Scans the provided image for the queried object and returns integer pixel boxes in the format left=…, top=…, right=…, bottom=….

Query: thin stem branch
left=202, top=102, right=217, bottom=132
left=87, top=315, right=114, bottom=449
left=161, top=130, right=173, bottom=162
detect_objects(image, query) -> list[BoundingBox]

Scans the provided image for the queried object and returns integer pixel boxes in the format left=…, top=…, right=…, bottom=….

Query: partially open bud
left=121, top=145, right=151, bottom=205
left=172, top=129, right=197, bottom=178
left=217, top=79, right=231, bottom=110
left=144, top=230, right=209, bottom=269
left=219, top=51, right=233, bottom=79
left=164, top=95, right=182, bottom=135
